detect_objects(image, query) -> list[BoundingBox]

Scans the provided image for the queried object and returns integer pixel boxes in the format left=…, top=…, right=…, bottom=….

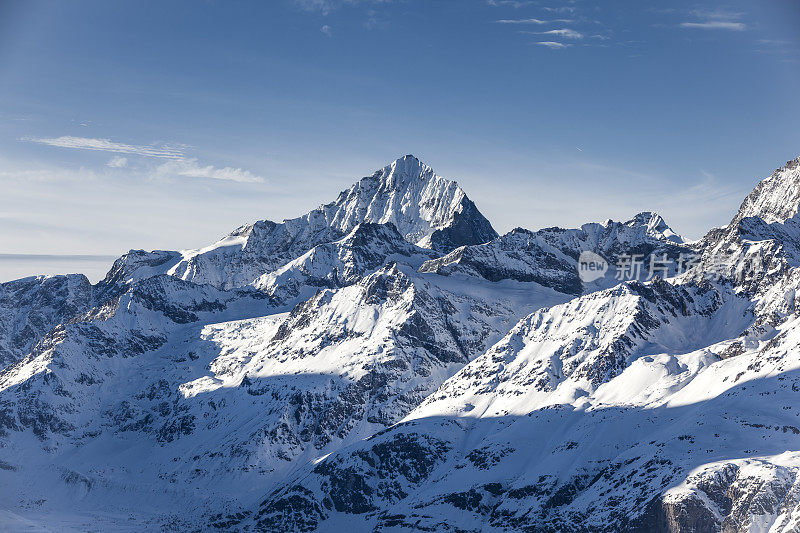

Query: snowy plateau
left=3, top=154, right=800, bottom=532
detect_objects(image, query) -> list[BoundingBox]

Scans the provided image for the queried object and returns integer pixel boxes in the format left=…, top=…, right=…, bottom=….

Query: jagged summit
left=420, top=211, right=691, bottom=295
left=689, top=156, right=800, bottom=291
left=626, top=211, right=683, bottom=243
left=363, top=154, right=433, bottom=188
left=590, top=211, right=683, bottom=244
left=730, top=156, right=800, bottom=227
left=131, top=155, right=499, bottom=289
left=323, top=154, right=496, bottom=249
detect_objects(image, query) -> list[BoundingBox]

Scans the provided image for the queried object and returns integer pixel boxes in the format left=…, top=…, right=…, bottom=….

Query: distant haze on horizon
left=0, top=254, right=116, bottom=284
left=1, top=0, right=799, bottom=282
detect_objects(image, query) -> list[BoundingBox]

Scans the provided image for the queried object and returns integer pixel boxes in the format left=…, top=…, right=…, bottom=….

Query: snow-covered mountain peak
left=326, top=154, right=497, bottom=250
left=368, top=154, right=436, bottom=188
left=253, top=222, right=436, bottom=305
left=113, top=156, right=498, bottom=289
left=697, top=156, right=800, bottom=289
left=731, top=156, right=800, bottom=226
left=582, top=211, right=683, bottom=245
left=628, top=211, right=683, bottom=243
left=421, top=212, right=691, bottom=295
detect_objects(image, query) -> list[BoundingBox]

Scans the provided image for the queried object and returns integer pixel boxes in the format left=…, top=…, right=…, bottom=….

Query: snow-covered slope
left=0, top=263, right=569, bottom=529
left=731, top=157, right=800, bottom=227
left=255, top=312, right=800, bottom=531
left=3, top=154, right=800, bottom=532
left=248, top=156, right=800, bottom=532
left=0, top=275, right=92, bottom=371
left=253, top=222, right=436, bottom=306
left=420, top=212, right=690, bottom=295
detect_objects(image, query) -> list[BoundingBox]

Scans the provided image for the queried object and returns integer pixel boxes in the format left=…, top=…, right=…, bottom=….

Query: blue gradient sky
left=1, top=0, right=799, bottom=273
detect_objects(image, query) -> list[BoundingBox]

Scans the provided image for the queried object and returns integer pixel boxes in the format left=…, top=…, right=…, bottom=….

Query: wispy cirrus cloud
left=680, top=8, right=746, bottom=31
left=486, top=0, right=536, bottom=7
left=535, top=41, right=570, bottom=49
left=680, top=20, right=745, bottom=30
left=525, top=28, right=583, bottom=39
left=23, top=135, right=265, bottom=183
left=291, top=0, right=389, bottom=31
left=22, top=136, right=185, bottom=158
left=543, top=6, right=575, bottom=15
left=496, top=17, right=573, bottom=24
left=107, top=156, right=128, bottom=168
left=291, top=0, right=389, bottom=16
left=156, top=158, right=265, bottom=183
left=491, top=1, right=593, bottom=51
left=292, top=0, right=339, bottom=15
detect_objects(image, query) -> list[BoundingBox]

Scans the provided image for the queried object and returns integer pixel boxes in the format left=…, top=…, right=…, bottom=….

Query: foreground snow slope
left=255, top=313, right=800, bottom=531
left=0, top=265, right=570, bottom=530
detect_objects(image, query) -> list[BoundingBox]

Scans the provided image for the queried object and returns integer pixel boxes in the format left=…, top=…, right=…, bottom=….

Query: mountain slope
left=3, top=154, right=800, bottom=532
left=249, top=156, right=800, bottom=532
left=420, top=212, right=690, bottom=295
left=254, top=320, right=800, bottom=532
left=252, top=222, right=436, bottom=306
left=0, top=263, right=571, bottom=529
left=0, top=275, right=92, bottom=371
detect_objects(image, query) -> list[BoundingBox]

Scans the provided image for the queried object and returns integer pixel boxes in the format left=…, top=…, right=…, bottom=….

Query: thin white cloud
left=321, top=24, right=332, bottom=36
left=680, top=8, right=747, bottom=31
left=536, top=41, right=570, bottom=49
left=22, top=136, right=184, bottom=159
left=680, top=21, right=745, bottom=31
left=157, top=158, right=265, bottom=183
left=107, top=156, right=128, bottom=168
left=496, top=18, right=572, bottom=24
left=364, top=8, right=383, bottom=30
left=690, top=8, right=745, bottom=21
left=25, top=134, right=263, bottom=184
left=528, top=28, right=583, bottom=39
left=486, top=0, right=535, bottom=7
left=293, top=0, right=337, bottom=14
left=543, top=6, right=575, bottom=14
left=292, top=0, right=388, bottom=16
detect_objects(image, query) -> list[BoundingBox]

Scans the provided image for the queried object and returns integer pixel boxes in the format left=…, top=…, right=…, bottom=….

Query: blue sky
left=1, top=0, right=799, bottom=278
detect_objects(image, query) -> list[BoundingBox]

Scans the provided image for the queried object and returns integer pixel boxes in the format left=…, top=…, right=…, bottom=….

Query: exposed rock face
left=420, top=212, right=691, bottom=294
left=661, top=459, right=800, bottom=533
left=731, top=157, right=800, bottom=227
left=2, top=155, right=800, bottom=532
left=253, top=222, right=436, bottom=306
left=0, top=274, right=92, bottom=371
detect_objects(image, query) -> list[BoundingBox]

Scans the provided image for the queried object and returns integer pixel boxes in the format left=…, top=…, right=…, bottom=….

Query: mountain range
left=2, top=154, right=800, bottom=532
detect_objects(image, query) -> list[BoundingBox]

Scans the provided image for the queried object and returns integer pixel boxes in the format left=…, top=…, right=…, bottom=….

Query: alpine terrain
left=2, top=154, right=800, bottom=532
